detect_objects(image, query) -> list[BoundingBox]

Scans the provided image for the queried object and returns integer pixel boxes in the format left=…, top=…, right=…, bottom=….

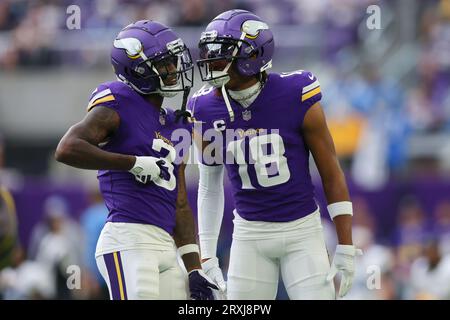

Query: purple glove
left=188, top=269, right=219, bottom=300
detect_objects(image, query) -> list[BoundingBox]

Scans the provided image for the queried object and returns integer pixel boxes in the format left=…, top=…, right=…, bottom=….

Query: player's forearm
left=174, top=204, right=202, bottom=272
left=174, top=204, right=196, bottom=246
left=321, top=171, right=353, bottom=245
left=321, top=168, right=350, bottom=204
left=181, top=252, right=202, bottom=273
left=333, top=215, right=353, bottom=245
left=55, top=136, right=135, bottom=170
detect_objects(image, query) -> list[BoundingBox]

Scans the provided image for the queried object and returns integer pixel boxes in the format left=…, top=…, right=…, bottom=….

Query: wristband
left=327, top=201, right=353, bottom=219
left=178, top=244, right=200, bottom=257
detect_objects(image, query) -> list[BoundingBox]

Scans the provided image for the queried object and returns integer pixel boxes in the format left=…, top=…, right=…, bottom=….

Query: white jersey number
left=152, top=139, right=176, bottom=191
left=227, top=133, right=291, bottom=189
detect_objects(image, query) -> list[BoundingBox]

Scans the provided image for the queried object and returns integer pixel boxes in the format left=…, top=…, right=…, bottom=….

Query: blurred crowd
left=0, top=0, right=377, bottom=68
left=0, top=0, right=450, bottom=299
left=323, top=196, right=450, bottom=300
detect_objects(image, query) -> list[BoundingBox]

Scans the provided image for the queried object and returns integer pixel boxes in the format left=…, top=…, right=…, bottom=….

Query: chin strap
left=221, top=85, right=235, bottom=122
left=175, top=87, right=192, bottom=123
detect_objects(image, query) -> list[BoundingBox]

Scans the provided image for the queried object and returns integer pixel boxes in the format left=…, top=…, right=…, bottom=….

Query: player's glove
left=201, top=257, right=227, bottom=300
left=129, top=156, right=165, bottom=184
left=326, top=244, right=363, bottom=298
left=188, top=269, right=219, bottom=300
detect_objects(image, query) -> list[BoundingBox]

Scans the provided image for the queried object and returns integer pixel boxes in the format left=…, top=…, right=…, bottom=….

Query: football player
left=189, top=10, right=362, bottom=299
left=55, top=20, right=217, bottom=300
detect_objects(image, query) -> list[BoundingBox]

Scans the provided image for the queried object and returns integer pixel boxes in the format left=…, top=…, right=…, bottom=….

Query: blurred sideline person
left=79, top=189, right=109, bottom=299
left=188, top=10, right=361, bottom=299
left=55, top=20, right=217, bottom=300
left=31, top=196, right=82, bottom=299
left=28, top=196, right=82, bottom=265
left=432, top=200, right=450, bottom=255
left=395, top=197, right=428, bottom=267
left=0, top=246, right=56, bottom=299
left=0, top=186, right=17, bottom=271
left=409, top=239, right=450, bottom=299
left=0, top=186, right=56, bottom=299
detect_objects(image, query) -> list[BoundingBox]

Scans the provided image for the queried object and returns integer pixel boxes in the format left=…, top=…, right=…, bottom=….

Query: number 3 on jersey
left=152, top=139, right=176, bottom=191
left=227, top=133, right=291, bottom=189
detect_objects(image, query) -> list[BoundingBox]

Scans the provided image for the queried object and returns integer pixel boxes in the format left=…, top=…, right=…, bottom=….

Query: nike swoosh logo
left=308, top=73, right=314, bottom=80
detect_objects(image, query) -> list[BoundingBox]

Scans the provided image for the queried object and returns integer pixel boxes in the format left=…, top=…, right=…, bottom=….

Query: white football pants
left=227, top=210, right=335, bottom=300
left=95, top=222, right=187, bottom=300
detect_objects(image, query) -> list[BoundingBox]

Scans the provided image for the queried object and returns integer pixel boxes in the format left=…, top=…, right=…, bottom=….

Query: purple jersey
left=188, top=71, right=322, bottom=222
left=87, top=80, right=191, bottom=235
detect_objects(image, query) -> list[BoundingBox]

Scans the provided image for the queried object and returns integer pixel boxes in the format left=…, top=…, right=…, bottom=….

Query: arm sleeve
left=197, top=163, right=225, bottom=259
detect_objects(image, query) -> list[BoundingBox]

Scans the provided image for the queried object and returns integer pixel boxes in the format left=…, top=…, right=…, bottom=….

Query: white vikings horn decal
left=242, top=20, right=269, bottom=39
left=113, top=38, right=143, bottom=59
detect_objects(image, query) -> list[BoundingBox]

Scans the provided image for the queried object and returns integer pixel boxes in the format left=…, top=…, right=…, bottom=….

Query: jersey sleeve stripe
left=302, top=80, right=320, bottom=94
left=87, top=95, right=115, bottom=111
left=301, top=86, right=321, bottom=102
left=89, top=88, right=112, bottom=104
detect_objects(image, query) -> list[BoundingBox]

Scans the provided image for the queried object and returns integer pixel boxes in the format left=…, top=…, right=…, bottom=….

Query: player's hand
left=129, top=156, right=165, bottom=184
left=201, top=257, right=227, bottom=300
left=188, top=269, right=219, bottom=300
left=326, top=244, right=363, bottom=298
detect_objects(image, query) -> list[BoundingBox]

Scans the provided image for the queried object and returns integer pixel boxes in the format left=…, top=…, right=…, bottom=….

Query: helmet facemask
left=131, top=38, right=194, bottom=97
left=197, top=31, right=254, bottom=88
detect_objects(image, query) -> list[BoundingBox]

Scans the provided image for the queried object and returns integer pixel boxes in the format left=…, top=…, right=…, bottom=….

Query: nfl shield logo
left=242, top=110, right=252, bottom=121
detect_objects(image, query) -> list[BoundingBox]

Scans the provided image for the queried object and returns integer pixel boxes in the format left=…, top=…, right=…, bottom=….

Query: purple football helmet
left=197, top=9, right=274, bottom=87
left=111, top=20, right=193, bottom=97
